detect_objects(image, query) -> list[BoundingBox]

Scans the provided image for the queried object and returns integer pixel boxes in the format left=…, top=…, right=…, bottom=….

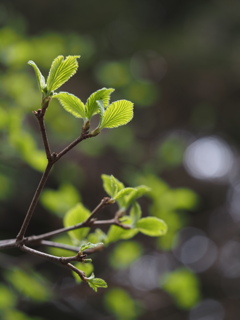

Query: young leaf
left=125, top=185, right=151, bottom=208
left=101, top=174, right=124, bottom=198
left=63, top=203, right=90, bottom=242
left=106, top=217, right=138, bottom=243
left=53, top=92, right=85, bottom=118
left=79, top=242, right=103, bottom=252
left=114, top=187, right=135, bottom=201
left=85, top=88, right=115, bottom=119
left=46, top=55, right=80, bottom=92
left=96, top=100, right=105, bottom=124
left=130, top=202, right=142, bottom=227
left=87, top=274, right=108, bottom=292
left=136, top=217, right=167, bottom=237
left=28, top=60, right=46, bottom=92
left=99, top=100, right=133, bottom=129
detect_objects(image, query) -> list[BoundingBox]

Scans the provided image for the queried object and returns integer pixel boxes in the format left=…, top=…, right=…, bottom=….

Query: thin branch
left=93, top=219, right=132, bottom=229
left=0, top=239, right=16, bottom=249
left=20, top=245, right=61, bottom=263
left=16, top=162, right=54, bottom=241
left=34, top=109, right=52, bottom=160
left=84, top=197, right=113, bottom=223
left=67, top=262, right=87, bottom=281
left=39, top=240, right=80, bottom=253
left=25, top=197, right=114, bottom=243
left=55, top=131, right=93, bottom=161
left=20, top=245, right=85, bottom=265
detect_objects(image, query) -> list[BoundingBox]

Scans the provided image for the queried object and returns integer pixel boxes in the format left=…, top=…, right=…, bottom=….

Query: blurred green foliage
left=161, top=268, right=201, bottom=309
left=104, top=287, right=142, bottom=320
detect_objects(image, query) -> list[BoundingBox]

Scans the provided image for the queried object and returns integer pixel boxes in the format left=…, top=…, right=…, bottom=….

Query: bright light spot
left=184, top=137, right=234, bottom=180
left=129, top=254, right=171, bottom=291
left=220, top=241, right=240, bottom=278
left=189, top=299, right=225, bottom=320
left=174, top=228, right=217, bottom=273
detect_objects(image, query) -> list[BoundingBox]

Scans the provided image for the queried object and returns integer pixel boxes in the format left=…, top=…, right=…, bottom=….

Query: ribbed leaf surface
left=46, top=55, right=80, bottom=92
left=85, top=88, right=114, bottom=119
left=100, top=100, right=133, bottom=129
left=53, top=92, right=85, bottom=118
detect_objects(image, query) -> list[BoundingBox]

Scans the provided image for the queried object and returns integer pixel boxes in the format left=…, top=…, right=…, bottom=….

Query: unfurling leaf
left=79, top=242, right=103, bottom=252
left=113, top=187, right=135, bottom=201
left=87, top=273, right=108, bottom=292
left=101, top=174, right=124, bottom=198
left=28, top=60, right=46, bottom=92
left=85, top=88, right=115, bottom=119
left=46, top=55, right=80, bottom=92
left=125, top=185, right=151, bottom=207
left=136, top=217, right=167, bottom=236
left=53, top=92, right=85, bottom=118
left=106, top=217, right=138, bottom=243
left=130, top=202, right=142, bottom=227
left=99, top=100, right=134, bottom=129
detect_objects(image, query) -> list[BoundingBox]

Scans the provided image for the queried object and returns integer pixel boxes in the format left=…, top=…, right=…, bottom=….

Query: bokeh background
left=1, top=0, right=240, bottom=319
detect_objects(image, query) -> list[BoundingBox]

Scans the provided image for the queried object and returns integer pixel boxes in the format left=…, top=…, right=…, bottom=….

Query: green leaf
left=125, top=185, right=151, bottom=208
left=107, top=217, right=138, bottom=243
left=87, top=274, right=108, bottom=292
left=46, top=55, right=80, bottom=92
left=136, top=217, right=167, bottom=236
left=99, top=100, right=134, bottom=129
left=28, top=60, right=46, bottom=92
left=53, top=92, right=85, bottom=118
left=85, top=87, right=115, bottom=119
left=114, top=187, right=135, bottom=200
left=96, top=99, right=105, bottom=124
left=63, top=203, right=90, bottom=242
left=80, top=242, right=103, bottom=252
left=101, top=174, right=124, bottom=198
left=130, top=202, right=142, bottom=227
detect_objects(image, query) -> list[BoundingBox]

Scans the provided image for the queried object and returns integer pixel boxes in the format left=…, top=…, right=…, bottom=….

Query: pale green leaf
left=114, top=187, right=135, bottom=200
left=136, top=217, right=167, bottom=236
left=101, top=174, right=124, bottom=198
left=87, top=275, right=108, bottom=292
left=85, top=87, right=115, bottom=119
left=63, top=203, right=90, bottom=242
left=28, top=60, right=46, bottom=91
left=80, top=242, right=103, bottom=252
left=96, top=100, right=105, bottom=124
left=99, top=100, right=134, bottom=129
left=130, top=202, right=142, bottom=227
left=53, top=92, right=85, bottom=118
left=46, top=55, right=80, bottom=92
left=106, top=217, right=138, bottom=244
left=125, top=185, right=151, bottom=208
